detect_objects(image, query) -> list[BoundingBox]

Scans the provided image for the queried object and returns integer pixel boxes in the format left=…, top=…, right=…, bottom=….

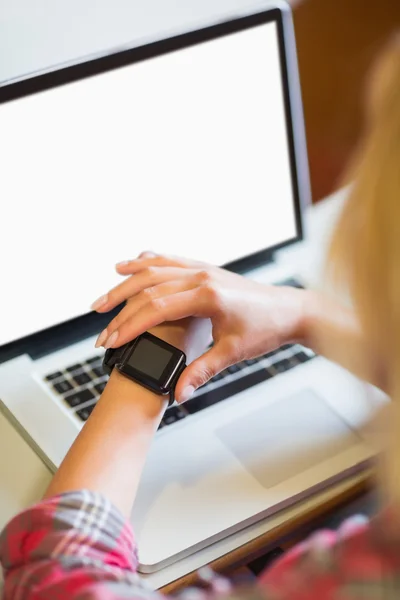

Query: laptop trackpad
left=217, top=390, right=361, bottom=489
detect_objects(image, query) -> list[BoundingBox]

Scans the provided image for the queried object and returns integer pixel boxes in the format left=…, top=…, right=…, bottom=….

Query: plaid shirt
left=1, top=490, right=400, bottom=599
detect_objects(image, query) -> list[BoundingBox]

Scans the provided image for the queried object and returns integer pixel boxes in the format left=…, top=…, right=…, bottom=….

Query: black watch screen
left=103, top=332, right=186, bottom=399
left=127, top=336, right=175, bottom=380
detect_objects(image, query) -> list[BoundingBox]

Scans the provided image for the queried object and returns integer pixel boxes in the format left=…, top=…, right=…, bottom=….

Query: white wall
left=0, top=0, right=285, bottom=83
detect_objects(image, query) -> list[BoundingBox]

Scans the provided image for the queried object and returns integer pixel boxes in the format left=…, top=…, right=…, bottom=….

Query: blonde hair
left=329, top=35, right=400, bottom=396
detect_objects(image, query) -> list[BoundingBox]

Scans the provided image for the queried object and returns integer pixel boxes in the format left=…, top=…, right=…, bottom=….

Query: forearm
left=44, top=369, right=165, bottom=517
left=298, top=289, right=385, bottom=390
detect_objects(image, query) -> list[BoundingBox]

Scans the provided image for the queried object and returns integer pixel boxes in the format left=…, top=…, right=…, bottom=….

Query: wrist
left=102, top=368, right=168, bottom=423
left=295, top=289, right=324, bottom=348
left=276, top=286, right=317, bottom=348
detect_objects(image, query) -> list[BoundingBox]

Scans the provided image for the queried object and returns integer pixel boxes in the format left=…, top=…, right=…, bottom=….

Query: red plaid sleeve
left=0, top=490, right=159, bottom=600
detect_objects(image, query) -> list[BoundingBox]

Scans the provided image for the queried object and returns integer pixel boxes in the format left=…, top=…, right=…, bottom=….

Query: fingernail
left=95, top=329, right=108, bottom=348
left=91, top=294, right=108, bottom=310
left=116, top=260, right=131, bottom=268
left=105, top=331, right=119, bottom=349
left=179, top=385, right=195, bottom=403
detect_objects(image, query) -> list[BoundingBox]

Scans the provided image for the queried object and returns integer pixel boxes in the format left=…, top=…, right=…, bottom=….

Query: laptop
left=0, top=2, right=382, bottom=574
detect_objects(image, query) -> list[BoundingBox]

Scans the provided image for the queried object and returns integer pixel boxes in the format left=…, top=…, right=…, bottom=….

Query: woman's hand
left=92, top=252, right=307, bottom=402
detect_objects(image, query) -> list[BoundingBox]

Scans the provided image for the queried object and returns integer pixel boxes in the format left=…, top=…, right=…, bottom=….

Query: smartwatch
left=103, top=331, right=187, bottom=406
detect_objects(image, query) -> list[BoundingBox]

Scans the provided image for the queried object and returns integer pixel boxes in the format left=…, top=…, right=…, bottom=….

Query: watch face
left=127, top=337, right=173, bottom=380
left=122, top=333, right=185, bottom=393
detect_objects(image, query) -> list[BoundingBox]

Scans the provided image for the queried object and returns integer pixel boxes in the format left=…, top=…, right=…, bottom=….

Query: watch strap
left=103, top=343, right=130, bottom=376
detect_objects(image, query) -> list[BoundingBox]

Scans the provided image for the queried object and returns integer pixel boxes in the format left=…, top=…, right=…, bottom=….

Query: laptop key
left=91, top=366, right=105, bottom=378
left=73, top=371, right=92, bottom=386
left=211, top=372, right=223, bottom=382
left=280, top=343, right=294, bottom=351
left=162, top=407, right=187, bottom=426
left=64, top=388, right=95, bottom=408
left=94, top=380, right=107, bottom=394
left=53, top=380, right=74, bottom=394
left=288, top=355, right=301, bottom=368
left=185, top=368, right=271, bottom=415
left=295, top=351, right=313, bottom=363
left=271, top=358, right=292, bottom=374
left=76, top=403, right=96, bottom=421
left=45, top=371, right=63, bottom=381
left=244, top=358, right=258, bottom=366
left=86, top=356, right=103, bottom=365
left=227, top=363, right=242, bottom=374
left=66, top=363, right=83, bottom=374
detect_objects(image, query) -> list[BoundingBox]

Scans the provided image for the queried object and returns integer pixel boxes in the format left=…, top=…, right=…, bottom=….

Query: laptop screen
left=0, top=18, right=300, bottom=348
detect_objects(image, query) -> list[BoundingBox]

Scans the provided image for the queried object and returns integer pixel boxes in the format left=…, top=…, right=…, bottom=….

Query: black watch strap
left=103, top=343, right=130, bottom=376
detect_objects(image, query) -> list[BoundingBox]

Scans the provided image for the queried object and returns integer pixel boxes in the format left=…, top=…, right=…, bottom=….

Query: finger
left=116, top=256, right=184, bottom=275
left=95, top=279, right=200, bottom=347
left=139, top=251, right=157, bottom=258
left=175, top=340, right=236, bottom=403
left=91, top=267, right=197, bottom=312
left=102, top=287, right=219, bottom=348
left=115, top=254, right=204, bottom=275
left=120, top=250, right=157, bottom=263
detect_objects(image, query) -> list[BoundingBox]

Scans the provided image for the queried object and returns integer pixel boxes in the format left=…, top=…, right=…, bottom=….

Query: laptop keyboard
left=44, top=278, right=315, bottom=426
left=45, top=357, right=107, bottom=420
left=44, top=343, right=315, bottom=426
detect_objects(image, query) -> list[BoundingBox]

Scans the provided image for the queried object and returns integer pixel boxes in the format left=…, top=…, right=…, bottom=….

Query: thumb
left=175, top=343, right=231, bottom=404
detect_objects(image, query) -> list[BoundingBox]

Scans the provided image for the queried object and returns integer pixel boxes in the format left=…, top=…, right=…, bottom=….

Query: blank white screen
left=0, top=21, right=297, bottom=346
